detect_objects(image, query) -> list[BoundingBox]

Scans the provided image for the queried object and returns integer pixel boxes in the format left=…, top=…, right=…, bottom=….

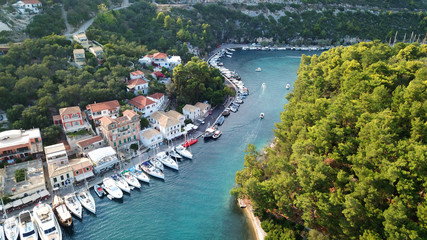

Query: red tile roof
left=123, top=110, right=139, bottom=119
left=99, top=116, right=114, bottom=127
left=153, top=71, right=165, bottom=78
left=22, top=0, right=41, bottom=4
left=86, top=100, right=120, bottom=113
left=77, top=136, right=103, bottom=147
left=149, top=93, right=164, bottom=100
left=130, top=70, right=144, bottom=76
left=126, top=78, right=147, bottom=89
left=153, top=52, right=167, bottom=59
left=128, top=96, right=155, bottom=109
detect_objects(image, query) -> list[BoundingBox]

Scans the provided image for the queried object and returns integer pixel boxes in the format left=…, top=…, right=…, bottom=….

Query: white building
left=147, top=93, right=165, bottom=110
left=12, top=0, right=42, bottom=14
left=73, top=32, right=90, bottom=49
left=138, top=52, right=182, bottom=70
left=140, top=128, right=163, bottom=149
left=87, top=147, right=119, bottom=173
left=130, top=70, right=144, bottom=80
left=128, top=95, right=157, bottom=117
left=149, top=111, right=182, bottom=140
left=126, top=78, right=148, bottom=95
left=89, top=46, right=103, bottom=59
left=44, top=143, right=68, bottom=167
left=182, top=104, right=201, bottom=121
left=86, top=100, right=120, bottom=123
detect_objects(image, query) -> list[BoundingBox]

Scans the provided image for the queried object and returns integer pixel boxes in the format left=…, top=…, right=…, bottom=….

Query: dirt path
left=61, top=5, right=73, bottom=36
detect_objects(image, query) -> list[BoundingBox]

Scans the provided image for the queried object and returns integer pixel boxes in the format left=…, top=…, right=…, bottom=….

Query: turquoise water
left=63, top=50, right=317, bottom=240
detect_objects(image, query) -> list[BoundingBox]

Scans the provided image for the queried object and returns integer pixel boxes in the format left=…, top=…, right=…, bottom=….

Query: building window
left=54, top=177, right=57, bottom=183
left=66, top=173, right=70, bottom=179
left=134, top=135, right=136, bottom=140
left=86, top=167, right=90, bottom=171
left=61, top=175, right=64, bottom=180
left=35, top=138, right=39, bottom=142
left=114, top=142, right=116, bottom=147
left=76, top=170, right=79, bottom=175
left=119, top=140, right=121, bottom=145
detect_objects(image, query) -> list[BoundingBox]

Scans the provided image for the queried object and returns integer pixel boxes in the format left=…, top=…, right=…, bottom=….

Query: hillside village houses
left=76, top=135, right=105, bottom=155
left=73, top=49, right=86, bottom=66
left=89, top=46, right=104, bottom=59
left=148, top=110, right=184, bottom=140
left=87, top=146, right=119, bottom=174
left=86, top=100, right=120, bottom=123
left=140, top=128, right=163, bottom=149
left=0, top=128, right=43, bottom=163
left=73, top=32, right=90, bottom=49
left=126, top=78, right=148, bottom=95
left=128, top=95, right=157, bottom=117
left=130, top=70, right=144, bottom=80
left=98, top=110, right=141, bottom=150
left=182, top=104, right=201, bottom=121
left=139, top=52, right=182, bottom=70
left=12, top=0, right=42, bottom=14
left=53, top=106, right=91, bottom=133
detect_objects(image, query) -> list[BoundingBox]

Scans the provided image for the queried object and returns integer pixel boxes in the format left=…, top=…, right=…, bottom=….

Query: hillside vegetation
left=232, top=42, right=427, bottom=239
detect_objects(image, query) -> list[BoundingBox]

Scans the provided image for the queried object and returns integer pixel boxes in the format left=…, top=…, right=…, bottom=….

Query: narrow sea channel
left=63, top=50, right=319, bottom=240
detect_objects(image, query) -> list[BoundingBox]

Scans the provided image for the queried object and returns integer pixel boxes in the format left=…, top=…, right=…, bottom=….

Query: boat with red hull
left=182, top=138, right=198, bottom=147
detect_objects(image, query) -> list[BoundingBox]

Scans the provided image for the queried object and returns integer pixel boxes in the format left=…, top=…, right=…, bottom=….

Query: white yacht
left=121, top=171, right=141, bottom=189
left=33, top=203, right=62, bottom=240
left=18, top=210, right=38, bottom=240
left=168, top=148, right=182, bottom=160
left=150, top=158, right=164, bottom=171
left=112, top=174, right=131, bottom=193
left=132, top=169, right=150, bottom=183
left=255, top=67, right=261, bottom=72
left=175, top=145, right=193, bottom=159
left=286, top=83, right=290, bottom=89
left=0, top=225, right=4, bottom=240
left=157, top=152, right=179, bottom=170
left=140, top=162, right=164, bottom=180
left=4, top=216, right=19, bottom=240
left=77, top=190, right=96, bottom=214
left=102, top=177, right=123, bottom=199
left=64, top=193, right=83, bottom=219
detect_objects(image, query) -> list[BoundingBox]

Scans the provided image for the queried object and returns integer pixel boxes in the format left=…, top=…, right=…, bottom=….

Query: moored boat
left=140, top=161, right=165, bottom=180
left=4, top=216, right=19, bottom=240
left=18, top=210, right=38, bottom=240
left=255, top=67, right=261, bottom=72
left=52, top=195, right=73, bottom=227
left=175, top=145, right=193, bottom=159
left=64, top=193, right=83, bottom=219
left=150, top=158, right=164, bottom=172
left=0, top=224, right=4, bottom=240
left=111, top=174, right=131, bottom=193
left=102, top=177, right=123, bottom=199
left=212, top=129, right=222, bottom=139
left=93, top=184, right=105, bottom=198
left=168, top=149, right=182, bottom=160
left=182, top=138, right=198, bottom=147
left=286, top=83, right=290, bottom=89
left=77, top=190, right=96, bottom=214
left=121, top=170, right=141, bottom=188
left=33, top=203, right=62, bottom=240
left=203, top=127, right=216, bottom=139
left=260, top=113, right=264, bottom=119
left=216, top=115, right=225, bottom=126
left=222, top=109, right=230, bottom=116
left=132, top=168, right=150, bottom=183
left=156, top=152, right=179, bottom=170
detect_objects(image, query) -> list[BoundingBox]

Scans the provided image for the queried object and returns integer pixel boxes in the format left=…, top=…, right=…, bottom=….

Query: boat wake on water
left=240, top=118, right=263, bottom=148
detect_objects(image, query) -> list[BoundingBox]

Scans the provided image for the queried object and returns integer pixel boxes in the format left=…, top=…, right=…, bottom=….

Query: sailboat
left=77, top=190, right=96, bottom=214
left=64, top=193, right=83, bottom=219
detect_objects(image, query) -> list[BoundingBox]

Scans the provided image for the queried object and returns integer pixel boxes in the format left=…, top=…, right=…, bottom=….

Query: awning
left=75, top=171, right=95, bottom=182
left=29, top=193, right=40, bottom=202
left=4, top=203, right=12, bottom=210
left=12, top=199, right=23, bottom=208
left=39, top=189, right=50, bottom=198
left=22, top=196, right=32, bottom=204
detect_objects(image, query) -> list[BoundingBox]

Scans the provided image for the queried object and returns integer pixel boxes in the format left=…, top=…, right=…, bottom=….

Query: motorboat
left=156, top=152, right=179, bottom=170
left=121, top=170, right=141, bottom=189
left=102, top=177, right=123, bottom=199
left=18, top=210, right=38, bottom=240
left=230, top=105, right=238, bottom=113
left=168, top=149, right=182, bottom=160
left=140, top=161, right=165, bottom=180
left=64, top=193, right=83, bottom=219
left=0, top=225, right=4, bottom=240
left=175, top=145, right=193, bottom=159
left=93, top=184, right=105, bottom=198
left=150, top=158, right=164, bottom=171
left=4, top=216, right=19, bottom=240
left=77, top=190, right=96, bottom=214
left=216, top=115, right=225, bottom=126
left=260, top=113, right=264, bottom=119
left=222, top=109, right=230, bottom=116
left=182, top=138, right=198, bottom=147
left=286, top=83, right=290, bottom=89
left=212, top=129, right=222, bottom=139
left=131, top=168, right=150, bottom=183
left=111, top=174, right=131, bottom=193
left=52, top=195, right=72, bottom=227
left=262, top=82, right=266, bottom=87
left=255, top=67, right=261, bottom=72
left=235, top=98, right=243, bottom=104
left=203, top=127, right=216, bottom=139
left=33, top=203, right=62, bottom=240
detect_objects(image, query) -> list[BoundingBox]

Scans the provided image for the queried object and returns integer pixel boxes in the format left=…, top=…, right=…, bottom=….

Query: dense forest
left=232, top=42, right=427, bottom=239
left=85, top=1, right=426, bottom=56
